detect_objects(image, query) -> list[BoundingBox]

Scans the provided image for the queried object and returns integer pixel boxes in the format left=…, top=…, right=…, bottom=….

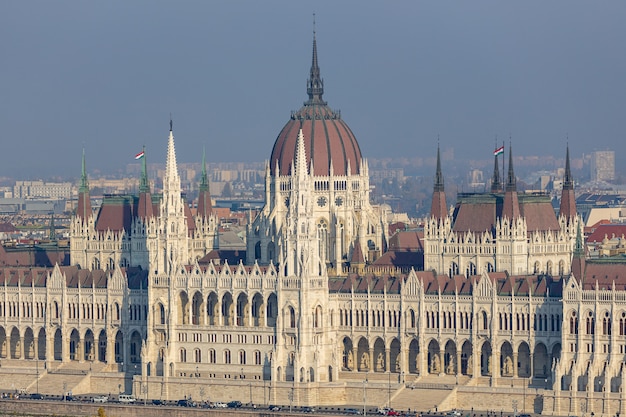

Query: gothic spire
left=502, top=144, right=520, bottom=220
left=164, top=119, right=181, bottom=195
left=306, top=21, right=325, bottom=105
left=294, top=128, right=308, bottom=177
left=506, top=145, right=516, bottom=192
left=563, top=144, right=573, bottom=190
left=491, top=153, right=502, bottom=193
left=574, top=220, right=584, bottom=257
left=200, top=147, right=209, bottom=191
left=559, top=144, right=577, bottom=221
left=79, top=148, right=89, bottom=193
left=77, top=148, right=92, bottom=221
left=198, top=147, right=213, bottom=218
left=434, top=143, right=444, bottom=193
left=571, top=220, right=586, bottom=279
left=139, top=145, right=150, bottom=193
left=430, top=144, right=447, bottom=221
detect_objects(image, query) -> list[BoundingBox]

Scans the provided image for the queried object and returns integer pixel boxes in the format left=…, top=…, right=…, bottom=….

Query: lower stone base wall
left=132, top=378, right=391, bottom=409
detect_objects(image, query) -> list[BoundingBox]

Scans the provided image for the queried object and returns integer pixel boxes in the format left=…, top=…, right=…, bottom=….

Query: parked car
left=63, top=395, right=77, bottom=402
left=345, top=408, right=362, bottom=415
left=92, top=395, right=108, bottom=403
left=214, top=402, right=228, bottom=408
left=152, top=399, right=165, bottom=406
left=269, top=405, right=282, bottom=411
left=378, top=407, right=391, bottom=415
left=178, top=399, right=196, bottom=407
left=228, top=400, right=243, bottom=408
left=118, top=394, right=136, bottom=404
left=303, top=406, right=316, bottom=413
left=29, top=393, right=44, bottom=400
left=386, top=410, right=401, bottom=416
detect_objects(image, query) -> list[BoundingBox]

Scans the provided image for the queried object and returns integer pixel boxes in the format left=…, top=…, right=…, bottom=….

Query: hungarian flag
left=134, top=151, right=145, bottom=160
left=493, top=146, right=504, bottom=156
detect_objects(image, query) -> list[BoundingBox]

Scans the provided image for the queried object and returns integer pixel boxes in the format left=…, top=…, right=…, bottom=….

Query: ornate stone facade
left=3, top=33, right=626, bottom=417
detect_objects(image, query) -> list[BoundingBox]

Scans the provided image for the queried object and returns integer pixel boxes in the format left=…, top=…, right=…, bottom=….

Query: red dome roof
left=269, top=32, right=362, bottom=177
left=270, top=104, right=362, bottom=176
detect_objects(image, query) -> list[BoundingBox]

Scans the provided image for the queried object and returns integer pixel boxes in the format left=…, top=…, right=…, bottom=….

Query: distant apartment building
left=590, top=150, right=615, bottom=181
left=370, top=168, right=404, bottom=183
left=13, top=180, right=72, bottom=199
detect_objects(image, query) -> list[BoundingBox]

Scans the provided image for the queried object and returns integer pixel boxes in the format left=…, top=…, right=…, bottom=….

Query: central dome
left=269, top=34, right=362, bottom=177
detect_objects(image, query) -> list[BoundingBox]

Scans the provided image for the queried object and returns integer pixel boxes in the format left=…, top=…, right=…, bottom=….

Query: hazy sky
left=3, top=1, right=625, bottom=179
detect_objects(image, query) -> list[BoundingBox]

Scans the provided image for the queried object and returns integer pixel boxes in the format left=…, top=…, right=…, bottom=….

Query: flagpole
left=501, top=141, right=505, bottom=191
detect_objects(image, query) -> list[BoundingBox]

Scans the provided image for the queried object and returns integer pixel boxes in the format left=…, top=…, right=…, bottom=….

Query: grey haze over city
left=2, top=1, right=625, bottom=179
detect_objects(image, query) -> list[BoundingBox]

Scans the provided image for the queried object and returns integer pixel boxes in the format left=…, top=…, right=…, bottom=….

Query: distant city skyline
left=3, top=1, right=625, bottom=178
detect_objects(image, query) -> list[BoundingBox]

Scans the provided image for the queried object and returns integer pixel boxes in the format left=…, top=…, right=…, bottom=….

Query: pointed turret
left=505, top=146, right=516, bottom=192
left=294, top=128, right=308, bottom=177
left=571, top=221, right=585, bottom=280
left=430, top=145, right=447, bottom=221
left=136, top=146, right=154, bottom=220
left=491, top=152, right=502, bottom=192
left=163, top=118, right=182, bottom=198
left=559, top=145, right=577, bottom=221
left=76, top=148, right=92, bottom=221
left=502, top=146, right=520, bottom=220
left=197, top=147, right=213, bottom=219
left=305, top=27, right=326, bottom=105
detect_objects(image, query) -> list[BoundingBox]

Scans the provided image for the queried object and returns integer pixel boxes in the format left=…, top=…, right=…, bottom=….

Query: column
left=79, top=338, right=85, bottom=362
left=513, top=352, right=518, bottom=378
left=33, top=336, right=39, bottom=361
left=385, top=349, right=391, bottom=373
left=369, top=348, right=374, bottom=372
left=353, top=347, right=359, bottom=372
left=106, top=332, right=115, bottom=364
left=492, top=348, right=500, bottom=378
left=439, top=349, right=444, bottom=376
left=456, top=349, right=462, bottom=376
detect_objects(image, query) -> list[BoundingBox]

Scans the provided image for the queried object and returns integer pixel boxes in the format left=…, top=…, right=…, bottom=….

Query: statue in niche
left=467, top=355, right=473, bottom=376
left=504, top=357, right=513, bottom=375
left=377, top=353, right=385, bottom=371
left=347, top=351, right=354, bottom=370
left=395, top=356, right=400, bottom=372
left=361, top=352, right=370, bottom=370
left=447, top=358, right=455, bottom=374
left=431, top=355, right=440, bottom=373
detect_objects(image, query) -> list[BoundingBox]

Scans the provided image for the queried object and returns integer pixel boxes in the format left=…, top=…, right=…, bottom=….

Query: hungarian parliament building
left=1, top=33, right=625, bottom=416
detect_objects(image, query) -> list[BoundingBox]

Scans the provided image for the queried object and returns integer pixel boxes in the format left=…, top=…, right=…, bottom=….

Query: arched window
left=239, top=350, right=246, bottom=365
left=289, top=306, right=296, bottom=328
left=224, top=349, right=231, bottom=364
left=180, top=348, right=187, bottom=363
left=160, top=304, right=165, bottom=324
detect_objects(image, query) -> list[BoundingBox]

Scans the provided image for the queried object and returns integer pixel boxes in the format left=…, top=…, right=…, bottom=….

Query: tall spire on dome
left=306, top=14, right=326, bottom=105
left=430, top=143, right=447, bottom=221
